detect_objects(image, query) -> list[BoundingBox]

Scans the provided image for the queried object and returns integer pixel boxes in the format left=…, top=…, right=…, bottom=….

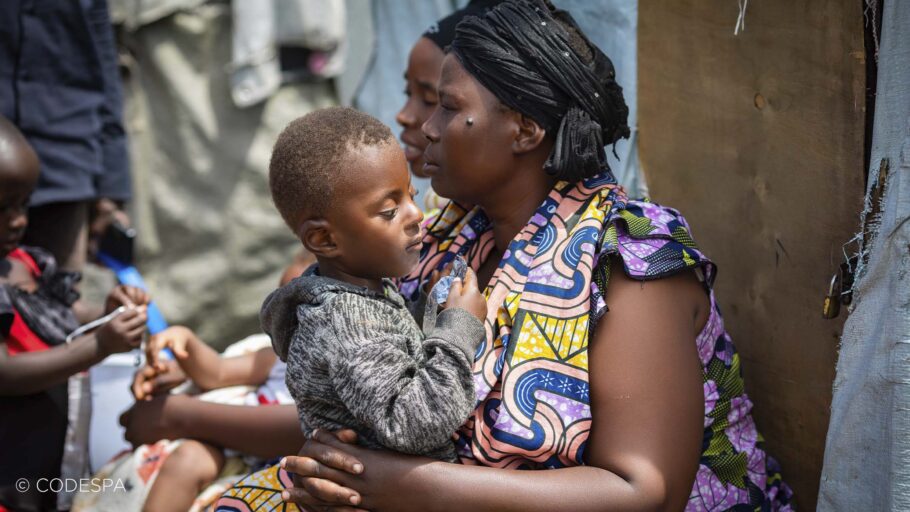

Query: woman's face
left=421, top=54, right=519, bottom=205
left=396, top=37, right=444, bottom=178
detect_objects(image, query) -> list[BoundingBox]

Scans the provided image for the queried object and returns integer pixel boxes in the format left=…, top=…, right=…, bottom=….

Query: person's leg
left=21, top=200, right=89, bottom=273
left=143, top=440, right=225, bottom=512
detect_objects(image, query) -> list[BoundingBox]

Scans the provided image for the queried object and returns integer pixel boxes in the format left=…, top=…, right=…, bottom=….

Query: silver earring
left=466, top=117, right=474, bottom=126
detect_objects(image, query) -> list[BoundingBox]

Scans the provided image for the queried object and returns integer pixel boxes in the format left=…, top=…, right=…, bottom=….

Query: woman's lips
left=422, top=161, right=439, bottom=175
left=403, top=144, right=423, bottom=162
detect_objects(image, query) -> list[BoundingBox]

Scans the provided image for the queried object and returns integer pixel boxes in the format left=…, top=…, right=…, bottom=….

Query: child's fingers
left=449, top=277, right=464, bottom=297
left=111, top=286, right=135, bottom=308
left=120, top=309, right=148, bottom=331
left=131, top=366, right=156, bottom=399
left=126, top=286, right=150, bottom=306
left=124, top=327, right=146, bottom=345
left=462, top=267, right=478, bottom=289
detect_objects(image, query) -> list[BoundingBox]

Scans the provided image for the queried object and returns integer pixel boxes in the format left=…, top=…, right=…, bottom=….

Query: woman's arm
left=283, top=265, right=707, bottom=511
left=119, top=395, right=304, bottom=459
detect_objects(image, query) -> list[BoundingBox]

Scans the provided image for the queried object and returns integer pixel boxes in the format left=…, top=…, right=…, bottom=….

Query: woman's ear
left=298, top=219, right=339, bottom=258
left=512, top=113, right=547, bottom=155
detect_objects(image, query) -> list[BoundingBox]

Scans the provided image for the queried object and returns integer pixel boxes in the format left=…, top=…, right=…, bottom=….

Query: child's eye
left=409, top=187, right=418, bottom=198
left=380, top=208, right=399, bottom=220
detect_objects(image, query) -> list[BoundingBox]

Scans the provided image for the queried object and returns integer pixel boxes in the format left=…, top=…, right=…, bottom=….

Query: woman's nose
left=396, top=102, right=416, bottom=128
left=422, top=116, right=440, bottom=143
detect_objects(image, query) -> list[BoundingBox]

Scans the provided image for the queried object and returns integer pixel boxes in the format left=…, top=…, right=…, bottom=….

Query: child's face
left=0, top=144, right=39, bottom=258
left=326, top=142, right=425, bottom=279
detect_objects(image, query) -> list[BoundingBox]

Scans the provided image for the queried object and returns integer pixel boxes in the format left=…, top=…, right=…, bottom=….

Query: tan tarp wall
left=638, top=1, right=865, bottom=509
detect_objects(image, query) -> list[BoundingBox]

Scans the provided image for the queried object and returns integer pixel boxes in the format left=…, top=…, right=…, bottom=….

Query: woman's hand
left=146, top=325, right=197, bottom=371
left=281, top=429, right=366, bottom=510
left=104, top=284, right=150, bottom=314
left=119, top=394, right=192, bottom=446
left=131, top=360, right=187, bottom=400
left=281, top=430, right=439, bottom=512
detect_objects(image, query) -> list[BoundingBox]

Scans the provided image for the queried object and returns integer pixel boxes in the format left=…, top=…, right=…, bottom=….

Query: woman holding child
left=218, top=0, right=793, bottom=510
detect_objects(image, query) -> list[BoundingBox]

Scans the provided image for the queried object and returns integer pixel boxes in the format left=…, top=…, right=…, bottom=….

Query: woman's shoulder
left=600, top=199, right=716, bottom=285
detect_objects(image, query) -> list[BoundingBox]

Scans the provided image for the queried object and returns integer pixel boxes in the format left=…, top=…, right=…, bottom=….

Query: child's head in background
left=269, top=107, right=424, bottom=289
left=0, top=116, right=39, bottom=258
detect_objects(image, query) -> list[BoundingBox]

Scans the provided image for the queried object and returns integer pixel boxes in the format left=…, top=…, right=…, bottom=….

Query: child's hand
left=131, top=361, right=187, bottom=401
left=146, top=326, right=197, bottom=371
left=444, top=268, right=487, bottom=322
left=96, top=306, right=147, bottom=355
left=105, top=285, right=150, bottom=314
left=424, top=261, right=455, bottom=293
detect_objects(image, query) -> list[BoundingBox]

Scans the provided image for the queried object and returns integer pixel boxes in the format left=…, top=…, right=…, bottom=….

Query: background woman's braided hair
left=450, top=0, right=630, bottom=182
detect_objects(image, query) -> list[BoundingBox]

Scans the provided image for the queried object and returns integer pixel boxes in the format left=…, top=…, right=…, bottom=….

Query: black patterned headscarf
left=450, top=0, right=631, bottom=182
left=422, top=0, right=503, bottom=50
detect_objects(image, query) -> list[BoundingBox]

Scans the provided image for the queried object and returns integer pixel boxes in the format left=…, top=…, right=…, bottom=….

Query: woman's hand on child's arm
left=104, top=284, right=150, bottom=315
left=131, top=361, right=187, bottom=401
left=281, top=429, right=367, bottom=511
left=444, top=267, right=487, bottom=321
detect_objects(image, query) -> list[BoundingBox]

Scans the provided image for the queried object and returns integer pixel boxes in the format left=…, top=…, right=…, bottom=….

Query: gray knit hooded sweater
left=261, top=267, right=485, bottom=461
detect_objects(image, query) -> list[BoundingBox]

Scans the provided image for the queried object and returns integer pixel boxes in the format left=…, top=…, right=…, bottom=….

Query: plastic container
left=88, top=352, right=142, bottom=471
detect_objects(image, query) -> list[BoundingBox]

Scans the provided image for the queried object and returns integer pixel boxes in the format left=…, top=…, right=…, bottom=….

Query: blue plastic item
left=97, top=251, right=171, bottom=359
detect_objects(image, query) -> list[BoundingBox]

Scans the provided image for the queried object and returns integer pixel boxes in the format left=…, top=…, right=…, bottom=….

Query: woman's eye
left=380, top=208, right=399, bottom=219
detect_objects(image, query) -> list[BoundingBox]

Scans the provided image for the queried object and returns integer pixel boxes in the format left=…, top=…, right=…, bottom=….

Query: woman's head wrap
left=450, top=0, right=631, bottom=182
left=423, top=0, right=503, bottom=50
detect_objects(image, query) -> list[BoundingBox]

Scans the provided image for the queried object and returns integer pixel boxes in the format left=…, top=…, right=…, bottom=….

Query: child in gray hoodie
left=261, top=107, right=487, bottom=461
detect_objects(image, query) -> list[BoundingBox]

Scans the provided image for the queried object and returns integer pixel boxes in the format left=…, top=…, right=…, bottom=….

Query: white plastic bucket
left=88, top=352, right=142, bottom=471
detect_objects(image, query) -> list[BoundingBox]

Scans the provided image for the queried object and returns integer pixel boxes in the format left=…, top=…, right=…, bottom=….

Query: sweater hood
left=260, top=265, right=403, bottom=360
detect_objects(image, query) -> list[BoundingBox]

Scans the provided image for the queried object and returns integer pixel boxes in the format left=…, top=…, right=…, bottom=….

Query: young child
left=263, top=106, right=487, bottom=461
left=0, top=116, right=149, bottom=511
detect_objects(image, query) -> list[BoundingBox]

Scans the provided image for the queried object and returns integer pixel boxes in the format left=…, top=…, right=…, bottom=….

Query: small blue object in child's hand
left=430, top=256, right=468, bottom=305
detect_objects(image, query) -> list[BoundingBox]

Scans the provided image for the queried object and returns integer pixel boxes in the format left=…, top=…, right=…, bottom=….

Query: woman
left=396, top=0, right=500, bottom=214
left=217, top=1, right=792, bottom=510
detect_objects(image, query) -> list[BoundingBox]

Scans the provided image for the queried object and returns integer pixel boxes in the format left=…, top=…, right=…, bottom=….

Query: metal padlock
left=823, top=273, right=842, bottom=319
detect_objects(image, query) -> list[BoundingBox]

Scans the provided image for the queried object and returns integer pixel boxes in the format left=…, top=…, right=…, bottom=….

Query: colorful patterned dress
left=216, top=175, right=793, bottom=511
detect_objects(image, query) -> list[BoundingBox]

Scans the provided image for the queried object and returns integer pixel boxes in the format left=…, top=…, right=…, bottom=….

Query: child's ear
left=511, top=113, right=546, bottom=155
left=298, top=219, right=339, bottom=258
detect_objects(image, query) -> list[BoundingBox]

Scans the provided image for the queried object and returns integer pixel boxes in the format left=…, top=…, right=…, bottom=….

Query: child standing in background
left=0, top=116, right=149, bottom=511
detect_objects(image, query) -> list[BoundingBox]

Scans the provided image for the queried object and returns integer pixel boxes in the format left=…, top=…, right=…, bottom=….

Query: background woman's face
left=396, top=37, right=444, bottom=178
left=421, top=54, right=518, bottom=205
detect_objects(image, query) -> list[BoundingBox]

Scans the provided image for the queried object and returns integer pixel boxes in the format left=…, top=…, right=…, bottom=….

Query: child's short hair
left=269, top=107, right=396, bottom=230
